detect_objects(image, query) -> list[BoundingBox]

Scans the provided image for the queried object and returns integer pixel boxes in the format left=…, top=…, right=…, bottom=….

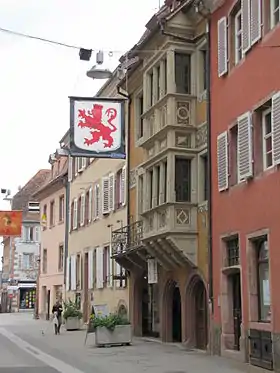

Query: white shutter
left=68, top=207, right=71, bottom=233
left=93, top=184, right=100, bottom=219
left=82, top=157, right=86, bottom=169
left=80, top=193, right=85, bottom=226
left=102, top=177, right=110, bottom=214
left=73, top=198, right=78, bottom=229
left=88, top=187, right=92, bottom=223
left=121, top=166, right=127, bottom=206
left=108, top=245, right=113, bottom=287
left=78, top=157, right=83, bottom=172
left=241, top=0, right=251, bottom=54
left=71, top=255, right=76, bottom=291
left=34, top=226, right=40, bottom=242
left=237, top=112, right=253, bottom=182
left=109, top=173, right=115, bottom=212
left=66, top=256, right=70, bottom=290
left=115, top=261, right=121, bottom=288
left=18, top=253, right=23, bottom=270
left=217, top=17, right=228, bottom=77
left=250, top=0, right=261, bottom=45
left=68, top=157, right=73, bottom=182
left=88, top=250, right=93, bottom=289
left=217, top=131, right=229, bottom=192
left=74, top=158, right=78, bottom=176
left=272, top=92, right=280, bottom=165
left=96, top=247, right=104, bottom=289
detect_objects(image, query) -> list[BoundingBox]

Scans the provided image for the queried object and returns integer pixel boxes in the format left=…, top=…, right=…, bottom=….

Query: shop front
left=18, top=283, right=36, bottom=310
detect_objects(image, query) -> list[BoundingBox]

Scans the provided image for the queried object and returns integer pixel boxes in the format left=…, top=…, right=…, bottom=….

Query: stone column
left=152, top=167, right=158, bottom=208
left=166, top=50, right=176, bottom=94
left=160, top=60, right=165, bottom=98
left=159, top=162, right=165, bottom=205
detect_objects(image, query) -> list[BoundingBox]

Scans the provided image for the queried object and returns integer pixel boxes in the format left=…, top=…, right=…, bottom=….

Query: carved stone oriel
left=176, top=209, right=190, bottom=225
left=159, top=105, right=167, bottom=129
left=196, top=123, right=208, bottom=148
left=175, top=132, right=192, bottom=148
left=176, top=101, right=190, bottom=126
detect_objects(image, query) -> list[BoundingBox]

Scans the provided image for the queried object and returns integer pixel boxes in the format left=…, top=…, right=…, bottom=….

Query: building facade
left=211, top=0, right=280, bottom=370
left=113, top=0, right=209, bottom=348
left=66, top=71, right=128, bottom=323
left=34, top=154, right=67, bottom=319
left=1, top=170, right=50, bottom=312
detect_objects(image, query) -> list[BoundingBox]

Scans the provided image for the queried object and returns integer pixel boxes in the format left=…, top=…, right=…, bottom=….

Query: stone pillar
left=167, top=154, right=174, bottom=202
left=166, top=50, right=176, bottom=94
left=160, top=60, right=165, bottom=98
left=159, top=162, right=165, bottom=205
left=153, top=66, right=158, bottom=104
left=152, top=167, right=158, bottom=208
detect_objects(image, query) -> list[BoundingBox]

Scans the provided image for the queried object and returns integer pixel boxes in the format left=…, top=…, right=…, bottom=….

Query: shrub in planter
left=63, top=300, right=82, bottom=331
left=91, top=313, right=132, bottom=346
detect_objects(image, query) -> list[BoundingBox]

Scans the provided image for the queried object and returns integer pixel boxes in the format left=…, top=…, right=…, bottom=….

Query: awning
left=18, top=283, right=36, bottom=289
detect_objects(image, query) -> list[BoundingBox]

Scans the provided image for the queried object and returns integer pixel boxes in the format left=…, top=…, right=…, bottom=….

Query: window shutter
left=217, top=17, right=228, bottom=77
left=115, top=261, right=121, bottom=288
left=102, top=177, right=110, bottom=214
left=250, top=0, right=261, bottom=45
left=68, top=157, right=73, bottom=182
left=71, top=255, right=76, bottom=291
left=237, top=112, right=253, bottom=182
left=109, top=173, right=115, bottom=212
left=68, top=208, right=71, bottom=233
left=108, top=245, right=113, bottom=287
left=121, top=166, right=127, bottom=206
left=217, top=131, right=229, bottom=191
left=18, top=253, right=23, bottom=270
left=96, top=247, right=104, bottom=289
left=272, top=92, right=280, bottom=165
left=241, top=0, right=251, bottom=54
left=88, top=187, right=92, bottom=223
left=88, top=249, right=93, bottom=289
left=34, top=226, right=40, bottom=242
left=82, top=157, right=86, bottom=169
left=80, top=193, right=85, bottom=226
left=93, top=184, right=100, bottom=219
left=66, top=256, right=70, bottom=290
left=74, top=158, right=78, bottom=176
left=73, top=199, right=78, bottom=229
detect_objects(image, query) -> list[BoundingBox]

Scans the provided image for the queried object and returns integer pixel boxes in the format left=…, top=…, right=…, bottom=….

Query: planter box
left=65, top=317, right=81, bottom=331
left=95, top=324, right=132, bottom=347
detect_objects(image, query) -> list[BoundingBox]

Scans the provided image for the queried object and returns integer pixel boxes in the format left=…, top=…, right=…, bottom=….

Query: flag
left=0, top=211, right=22, bottom=236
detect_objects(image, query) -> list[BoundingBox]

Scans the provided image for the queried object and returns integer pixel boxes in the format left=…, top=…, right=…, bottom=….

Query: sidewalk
left=1, top=313, right=267, bottom=373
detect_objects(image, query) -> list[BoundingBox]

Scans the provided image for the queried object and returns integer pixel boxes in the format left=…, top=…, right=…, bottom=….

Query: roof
left=32, top=157, right=68, bottom=200
left=12, top=169, right=50, bottom=212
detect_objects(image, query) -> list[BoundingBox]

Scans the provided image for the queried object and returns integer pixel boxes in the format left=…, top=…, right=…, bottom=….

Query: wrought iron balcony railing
left=112, top=220, right=143, bottom=256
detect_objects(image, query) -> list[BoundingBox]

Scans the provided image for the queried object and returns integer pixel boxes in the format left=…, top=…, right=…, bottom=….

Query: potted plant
left=63, top=300, right=82, bottom=331
left=91, top=313, right=132, bottom=347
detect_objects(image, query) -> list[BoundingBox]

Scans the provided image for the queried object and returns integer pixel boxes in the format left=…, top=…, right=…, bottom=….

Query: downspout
left=206, top=18, right=213, bottom=314
left=117, top=86, right=131, bottom=238
left=63, top=173, right=70, bottom=294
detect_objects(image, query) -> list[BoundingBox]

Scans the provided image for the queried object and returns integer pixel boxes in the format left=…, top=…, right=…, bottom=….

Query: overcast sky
left=0, top=0, right=162, bottom=210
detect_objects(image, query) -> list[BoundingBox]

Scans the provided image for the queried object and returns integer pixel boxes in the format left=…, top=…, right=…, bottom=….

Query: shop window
left=19, top=288, right=36, bottom=310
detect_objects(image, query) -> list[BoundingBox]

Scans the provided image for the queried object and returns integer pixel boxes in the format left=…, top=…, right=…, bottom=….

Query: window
left=234, top=10, right=242, bottom=64
left=103, top=246, right=110, bottom=287
left=28, top=201, right=40, bottom=213
left=23, top=226, right=38, bottom=242
left=163, top=161, right=167, bottom=203
left=157, top=65, right=160, bottom=100
left=226, top=237, right=239, bottom=267
left=199, top=49, right=207, bottom=92
left=50, top=201, right=55, bottom=226
left=22, top=253, right=33, bottom=270
left=73, top=198, right=78, bottom=230
left=164, top=58, right=167, bottom=94
left=149, top=169, right=153, bottom=208
left=42, top=248, right=47, bottom=274
left=76, top=254, right=81, bottom=288
left=138, top=175, right=144, bottom=213
left=229, top=125, right=238, bottom=186
left=175, top=157, right=191, bottom=202
left=85, top=190, right=89, bottom=224
left=59, top=195, right=64, bottom=222
left=156, top=165, right=160, bottom=206
left=262, top=108, right=273, bottom=169
left=77, top=157, right=85, bottom=172
left=271, top=0, right=280, bottom=28
left=149, top=71, right=153, bottom=107
left=200, top=154, right=208, bottom=201
left=58, top=244, right=64, bottom=272
left=42, top=204, right=47, bottom=230
left=80, top=193, right=85, bottom=226
left=256, top=237, right=271, bottom=321
left=115, top=169, right=123, bottom=209
left=136, top=93, right=144, bottom=140
left=175, top=53, right=191, bottom=94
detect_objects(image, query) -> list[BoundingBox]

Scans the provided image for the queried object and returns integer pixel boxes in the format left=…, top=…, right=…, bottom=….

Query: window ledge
left=249, top=322, right=271, bottom=332
left=221, top=265, right=241, bottom=275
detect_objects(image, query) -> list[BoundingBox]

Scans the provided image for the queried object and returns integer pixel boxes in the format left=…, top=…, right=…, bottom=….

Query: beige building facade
left=34, top=156, right=67, bottom=319
left=66, top=72, right=128, bottom=322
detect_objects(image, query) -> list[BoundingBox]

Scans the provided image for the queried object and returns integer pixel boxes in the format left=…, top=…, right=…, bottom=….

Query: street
left=0, top=313, right=264, bottom=373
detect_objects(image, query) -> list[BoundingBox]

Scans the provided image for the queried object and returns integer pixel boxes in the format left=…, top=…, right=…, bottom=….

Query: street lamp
left=86, top=50, right=113, bottom=80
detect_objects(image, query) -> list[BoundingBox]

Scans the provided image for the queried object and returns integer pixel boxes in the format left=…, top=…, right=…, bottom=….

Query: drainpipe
left=117, top=86, right=131, bottom=236
left=64, top=175, right=70, bottom=292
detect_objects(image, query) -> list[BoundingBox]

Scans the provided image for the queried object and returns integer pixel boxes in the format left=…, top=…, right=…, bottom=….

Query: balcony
left=111, top=221, right=148, bottom=271
left=141, top=94, right=196, bottom=149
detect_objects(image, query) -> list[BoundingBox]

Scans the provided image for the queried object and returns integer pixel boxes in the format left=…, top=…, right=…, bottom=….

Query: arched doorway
left=172, top=284, right=182, bottom=342
left=193, top=279, right=208, bottom=349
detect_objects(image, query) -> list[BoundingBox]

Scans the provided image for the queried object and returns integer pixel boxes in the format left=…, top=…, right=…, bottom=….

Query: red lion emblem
left=77, top=104, right=117, bottom=148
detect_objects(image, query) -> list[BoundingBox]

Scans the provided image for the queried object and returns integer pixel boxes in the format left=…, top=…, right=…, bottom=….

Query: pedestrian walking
left=52, top=300, right=63, bottom=335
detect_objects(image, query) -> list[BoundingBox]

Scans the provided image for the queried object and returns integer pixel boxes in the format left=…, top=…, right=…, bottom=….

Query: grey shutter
left=217, top=131, right=229, bottom=191
left=272, top=92, right=280, bottom=165
left=237, top=112, right=253, bottom=182
left=217, top=17, right=228, bottom=77
left=250, top=0, right=262, bottom=45
left=241, top=0, right=251, bottom=54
